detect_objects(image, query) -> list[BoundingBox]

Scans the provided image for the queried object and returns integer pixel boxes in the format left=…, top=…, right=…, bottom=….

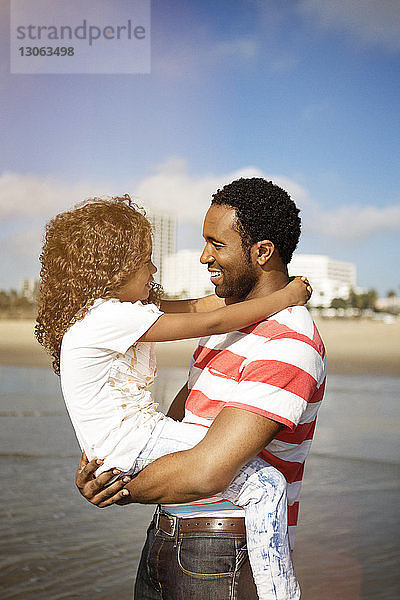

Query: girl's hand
left=286, top=276, right=312, bottom=306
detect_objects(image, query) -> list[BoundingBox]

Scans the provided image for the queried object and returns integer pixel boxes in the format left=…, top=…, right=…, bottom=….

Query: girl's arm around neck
left=160, top=295, right=225, bottom=314
left=139, top=277, right=310, bottom=343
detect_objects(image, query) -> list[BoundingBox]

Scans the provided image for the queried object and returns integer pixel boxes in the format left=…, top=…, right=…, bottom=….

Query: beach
left=1, top=316, right=399, bottom=375
left=1, top=318, right=399, bottom=599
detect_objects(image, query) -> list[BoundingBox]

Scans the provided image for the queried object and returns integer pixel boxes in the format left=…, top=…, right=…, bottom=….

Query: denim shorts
left=133, top=512, right=259, bottom=600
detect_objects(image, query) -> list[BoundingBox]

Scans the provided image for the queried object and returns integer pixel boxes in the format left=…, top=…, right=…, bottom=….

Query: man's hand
left=75, top=452, right=132, bottom=508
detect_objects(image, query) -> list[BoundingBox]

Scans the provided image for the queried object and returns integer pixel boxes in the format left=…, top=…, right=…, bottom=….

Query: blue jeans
left=135, top=419, right=300, bottom=599
left=133, top=516, right=259, bottom=600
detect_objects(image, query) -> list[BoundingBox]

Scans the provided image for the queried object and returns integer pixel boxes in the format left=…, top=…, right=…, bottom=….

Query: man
left=76, top=178, right=326, bottom=599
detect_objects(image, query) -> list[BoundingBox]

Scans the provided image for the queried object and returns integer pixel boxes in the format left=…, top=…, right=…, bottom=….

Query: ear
left=251, top=240, right=275, bottom=266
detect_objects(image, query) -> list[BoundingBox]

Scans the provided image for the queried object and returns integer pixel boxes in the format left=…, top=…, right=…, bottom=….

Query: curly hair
left=35, top=195, right=161, bottom=375
left=211, top=178, right=301, bottom=265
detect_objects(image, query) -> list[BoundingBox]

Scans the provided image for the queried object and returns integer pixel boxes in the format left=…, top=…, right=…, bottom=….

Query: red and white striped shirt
left=181, top=305, right=326, bottom=548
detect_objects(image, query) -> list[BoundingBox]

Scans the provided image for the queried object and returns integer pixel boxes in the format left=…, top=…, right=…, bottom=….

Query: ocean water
left=0, top=365, right=399, bottom=600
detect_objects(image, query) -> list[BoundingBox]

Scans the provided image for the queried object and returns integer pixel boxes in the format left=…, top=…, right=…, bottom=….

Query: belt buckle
left=164, top=513, right=177, bottom=537
left=156, top=510, right=177, bottom=537
left=154, top=507, right=161, bottom=530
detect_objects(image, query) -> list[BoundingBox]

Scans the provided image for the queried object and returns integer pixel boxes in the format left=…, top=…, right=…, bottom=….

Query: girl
left=36, top=195, right=310, bottom=599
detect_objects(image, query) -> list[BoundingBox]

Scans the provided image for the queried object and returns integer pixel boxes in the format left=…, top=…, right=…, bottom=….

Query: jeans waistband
left=154, top=509, right=246, bottom=537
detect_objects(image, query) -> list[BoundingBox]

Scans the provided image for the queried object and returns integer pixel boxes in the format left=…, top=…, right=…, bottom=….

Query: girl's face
left=116, top=252, right=157, bottom=303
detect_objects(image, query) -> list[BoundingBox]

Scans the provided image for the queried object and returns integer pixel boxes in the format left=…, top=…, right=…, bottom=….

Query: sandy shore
left=0, top=317, right=399, bottom=376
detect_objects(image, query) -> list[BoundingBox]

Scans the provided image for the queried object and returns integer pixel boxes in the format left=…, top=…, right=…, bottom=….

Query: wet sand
left=1, top=347, right=399, bottom=599
left=1, top=317, right=399, bottom=376
left=2, top=453, right=398, bottom=600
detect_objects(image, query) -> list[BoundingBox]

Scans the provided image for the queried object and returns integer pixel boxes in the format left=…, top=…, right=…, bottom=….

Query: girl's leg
left=223, top=461, right=300, bottom=599
left=135, top=417, right=300, bottom=599
left=134, top=415, right=207, bottom=466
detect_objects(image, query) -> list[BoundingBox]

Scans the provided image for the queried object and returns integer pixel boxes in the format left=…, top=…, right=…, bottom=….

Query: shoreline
left=0, top=318, right=399, bottom=376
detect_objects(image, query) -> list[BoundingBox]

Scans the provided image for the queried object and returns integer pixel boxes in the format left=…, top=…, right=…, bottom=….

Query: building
left=162, top=250, right=213, bottom=298
left=147, top=212, right=177, bottom=286
left=288, top=254, right=356, bottom=307
left=20, top=278, right=40, bottom=302
left=375, top=295, right=400, bottom=312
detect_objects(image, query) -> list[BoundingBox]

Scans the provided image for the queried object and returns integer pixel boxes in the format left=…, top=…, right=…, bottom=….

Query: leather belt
left=155, top=511, right=246, bottom=536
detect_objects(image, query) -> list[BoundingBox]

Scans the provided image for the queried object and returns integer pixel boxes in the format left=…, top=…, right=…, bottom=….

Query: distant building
left=20, top=278, right=40, bottom=302
left=147, top=212, right=177, bottom=286
left=375, top=296, right=400, bottom=312
left=288, top=254, right=356, bottom=307
left=162, top=250, right=213, bottom=298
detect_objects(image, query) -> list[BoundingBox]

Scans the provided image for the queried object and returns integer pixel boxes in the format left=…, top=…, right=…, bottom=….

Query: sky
left=1, top=0, right=399, bottom=296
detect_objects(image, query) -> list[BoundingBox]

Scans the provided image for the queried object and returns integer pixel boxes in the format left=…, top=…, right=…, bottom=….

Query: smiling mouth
left=209, top=270, right=223, bottom=285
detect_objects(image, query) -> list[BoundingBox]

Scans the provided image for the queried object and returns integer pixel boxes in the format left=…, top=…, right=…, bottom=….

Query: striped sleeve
left=225, top=335, right=322, bottom=429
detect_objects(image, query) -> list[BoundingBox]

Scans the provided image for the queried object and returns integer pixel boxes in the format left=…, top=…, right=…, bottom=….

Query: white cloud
left=154, top=15, right=298, bottom=82
left=0, top=171, right=110, bottom=219
left=2, top=163, right=399, bottom=238
left=0, top=172, right=128, bottom=285
left=0, top=163, right=310, bottom=286
left=306, top=203, right=400, bottom=240
left=155, top=35, right=260, bottom=82
left=133, top=158, right=267, bottom=222
left=1, top=161, right=399, bottom=287
left=298, top=0, right=400, bottom=52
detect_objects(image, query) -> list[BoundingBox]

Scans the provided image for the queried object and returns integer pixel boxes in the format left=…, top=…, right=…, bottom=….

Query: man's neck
left=245, top=269, right=289, bottom=301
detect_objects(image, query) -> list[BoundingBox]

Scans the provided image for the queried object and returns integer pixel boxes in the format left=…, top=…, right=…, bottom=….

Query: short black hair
left=211, top=177, right=301, bottom=264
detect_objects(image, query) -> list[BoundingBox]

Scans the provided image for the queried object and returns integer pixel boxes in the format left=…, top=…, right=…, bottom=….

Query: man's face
left=200, top=204, right=258, bottom=300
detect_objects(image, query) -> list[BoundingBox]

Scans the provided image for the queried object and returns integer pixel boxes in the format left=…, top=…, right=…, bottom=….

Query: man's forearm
left=124, top=447, right=232, bottom=504
left=123, top=407, right=282, bottom=505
